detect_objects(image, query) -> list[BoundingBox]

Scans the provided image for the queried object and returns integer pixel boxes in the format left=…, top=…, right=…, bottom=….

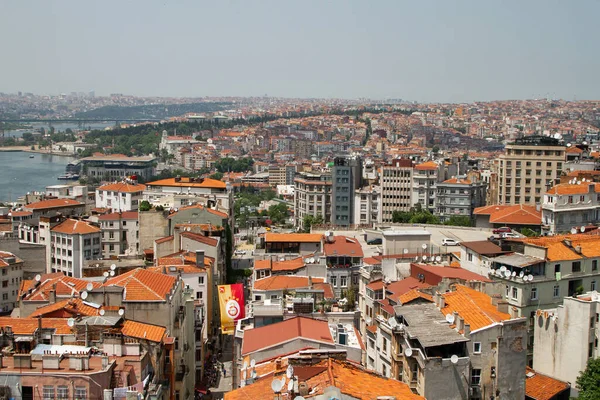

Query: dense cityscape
left=0, top=90, right=599, bottom=400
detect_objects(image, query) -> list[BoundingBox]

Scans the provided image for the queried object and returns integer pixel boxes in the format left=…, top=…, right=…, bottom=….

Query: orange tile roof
left=28, top=298, right=105, bottom=318
left=525, top=367, right=570, bottom=400
left=98, top=211, right=138, bottom=221
left=312, top=282, right=334, bottom=299
left=323, top=236, right=364, bottom=257
left=21, top=274, right=101, bottom=302
left=25, top=198, right=83, bottom=210
left=241, top=316, right=333, bottom=356
left=366, top=280, right=385, bottom=291
left=443, top=177, right=472, bottom=184
left=546, top=182, right=600, bottom=195
left=441, top=285, right=510, bottom=331
left=0, top=317, right=73, bottom=335
left=385, top=277, right=431, bottom=302
left=168, top=203, right=228, bottom=219
left=146, top=177, right=226, bottom=189
left=51, top=219, right=101, bottom=235
left=522, top=234, right=600, bottom=261
left=363, top=256, right=382, bottom=265
left=474, top=204, right=541, bottom=225
left=398, top=289, right=434, bottom=305
left=253, top=256, right=306, bottom=272
left=97, top=182, right=146, bottom=193
left=180, top=231, right=218, bottom=247
left=103, top=268, right=177, bottom=301
left=415, top=160, right=438, bottom=170
left=264, top=233, right=323, bottom=243
left=253, top=275, right=324, bottom=291
left=155, top=250, right=213, bottom=269
left=225, top=358, right=424, bottom=400
left=121, top=320, right=166, bottom=343
left=10, top=211, right=33, bottom=217
left=565, top=146, right=583, bottom=154
left=155, top=235, right=174, bottom=244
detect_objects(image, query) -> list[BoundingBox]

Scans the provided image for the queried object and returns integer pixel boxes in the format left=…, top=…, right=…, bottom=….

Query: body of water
left=4, top=122, right=115, bottom=137
left=0, top=152, right=74, bottom=202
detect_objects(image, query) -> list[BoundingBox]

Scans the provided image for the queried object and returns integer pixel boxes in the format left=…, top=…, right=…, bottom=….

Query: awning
left=15, top=336, right=34, bottom=342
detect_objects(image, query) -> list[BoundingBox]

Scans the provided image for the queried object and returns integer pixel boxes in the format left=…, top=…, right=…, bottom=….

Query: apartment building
left=498, top=136, right=566, bottom=205
left=380, top=158, right=413, bottom=223
left=46, top=218, right=102, bottom=278
left=331, top=155, right=362, bottom=226
left=435, top=177, right=487, bottom=222
left=0, top=251, right=24, bottom=313
left=268, top=164, right=296, bottom=186
left=354, top=185, right=380, bottom=226
left=533, top=292, right=600, bottom=395
left=293, top=171, right=332, bottom=229
left=542, top=181, right=600, bottom=234
left=412, top=161, right=442, bottom=212
left=95, top=180, right=146, bottom=211
left=98, top=211, right=140, bottom=257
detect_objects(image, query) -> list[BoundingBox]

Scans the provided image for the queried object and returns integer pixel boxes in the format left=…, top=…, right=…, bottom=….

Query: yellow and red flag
left=217, top=284, right=245, bottom=334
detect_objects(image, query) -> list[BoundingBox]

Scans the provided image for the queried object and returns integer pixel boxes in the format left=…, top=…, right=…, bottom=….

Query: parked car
left=367, top=238, right=383, bottom=245
left=501, top=232, right=520, bottom=239
left=493, top=227, right=512, bottom=234
left=442, top=238, right=460, bottom=246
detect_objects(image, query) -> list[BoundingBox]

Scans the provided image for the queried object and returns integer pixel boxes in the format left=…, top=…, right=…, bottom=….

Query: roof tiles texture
left=97, top=182, right=146, bottom=193
left=265, top=233, right=322, bottom=243
left=51, top=219, right=101, bottom=235
left=253, top=275, right=324, bottom=291
left=103, top=268, right=177, bottom=301
left=324, top=236, right=364, bottom=257
left=25, top=199, right=83, bottom=210
left=441, top=285, right=510, bottom=331
left=121, top=320, right=166, bottom=343
left=525, top=367, right=570, bottom=400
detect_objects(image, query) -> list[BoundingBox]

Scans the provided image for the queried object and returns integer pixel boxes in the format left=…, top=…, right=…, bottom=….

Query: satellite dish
left=99, top=309, right=105, bottom=316
left=446, top=314, right=455, bottom=324
left=243, top=360, right=249, bottom=370
left=287, top=380, right=294, bottom=392
left=429, top=256, right=435, bottom=262
left=250, top=359, right=256, bottom=368
left=280, top=376, right=286, bottom=388
left=403, top=249, right=409, bottom=254
left=67, top=318, right=75, bottom=327
left=251, top=370, right=257, bottom=379
left=528, top=274, right=534, bottom=281
left=436, top=256, right=442, bottom=262
left=500, top=266, right=506, bottom=272
left=271, top=379, right=283, bottom=393
left=81, top=291, right=88, bottom=300
left=35, top=274, right=41, bottom=282
left=404, top=348, right=413, bottom=357
left=388, top=317, right=398, bottom=328
left=110, top=270, right=115, bottom=276
left=421, top=243, right=428, bottom=250
left=504, top=270, right=511, bottom=278
left=86, top=283, right=94, bottom=292
left=242, top=369, right=247, bottom=380
left=421, top=255, right=427, bottom=261
left=286, top=365, right=294, bottom=379
left=581, top=226, right=587, bottom=233
left=519, top=271, right=525, bottom=278
left=571, top=228, right=578, bottom=234
left=118, top=308, right=125, bottom=316
left=450, top=354, right=459, bottom=364
left=511, top=271, right=516, bottom=277
left=110, top=264, right=116, bottom=271
left=103, top=271, right=109, bottom=277
left=414, top=256, right=419, bottom=262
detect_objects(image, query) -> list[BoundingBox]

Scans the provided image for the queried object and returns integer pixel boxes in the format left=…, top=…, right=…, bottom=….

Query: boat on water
left=29, top=155, right=34, bottom=158
left=58, top=173, right=80, bottom=180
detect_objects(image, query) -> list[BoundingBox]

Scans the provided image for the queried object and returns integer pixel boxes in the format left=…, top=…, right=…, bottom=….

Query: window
left=471, top=369, right=481, bottom=385
left=505, top=285, right=509, bottom=297
left=553, top=285, right=560, bottom=298
left=382, top=336, right=388, bottom=354
left=530, top=287, right=538, bottom=301
left=198, top=276, right=204, bottom=285
left=43, top=386, right=55, bottom=400
left=555, top=264, right=561, bottom=273
left=109, top=231, right=114, bottom=239
left=340, top=276, right=347, bottom=287
left=593, top=281, right=597, bottom=292
left=330, top=276, right=337, bottom=287
left=512, top=287, right=518, bottom=300
left=467, top=252, right=473, bottom=262
left=83, top=238, right=91, bottom=246
left=196, top=291, right=203, bottom=299
left=382, top=363, right=387, bottom=377
left=57, top=386, right=69, bottom=400
left=572, top=261, right=581, bottom=273
left=593, top=260, right=598, bottom=272
left=473, top=342, right=481, bottom=354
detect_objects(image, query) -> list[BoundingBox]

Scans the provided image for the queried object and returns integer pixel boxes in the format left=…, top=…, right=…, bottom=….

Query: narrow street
left=208, top=335, right=233, bottom=399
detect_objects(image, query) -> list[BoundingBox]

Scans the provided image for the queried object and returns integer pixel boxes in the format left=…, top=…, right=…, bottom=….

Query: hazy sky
left=1, top=1, right=598, bottom=102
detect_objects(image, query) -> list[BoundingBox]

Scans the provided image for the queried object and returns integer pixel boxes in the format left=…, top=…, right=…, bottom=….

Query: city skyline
left=1, top=1, right=599, bottom=102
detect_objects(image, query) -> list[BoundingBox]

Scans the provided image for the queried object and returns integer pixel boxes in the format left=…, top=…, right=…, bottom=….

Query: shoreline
left=0, top=147, right=76, bottom=158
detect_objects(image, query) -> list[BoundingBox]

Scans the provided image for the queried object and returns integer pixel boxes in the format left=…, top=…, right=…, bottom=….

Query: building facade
left=354, top=186, right=381, bottom=227
left=0, top=251, right=24, bottom=313
left=47, top=219, right=102, bottom=278
left=98, top=211, right=140, bottom=257
left=435, top=177, right=487, bottom=222
left=542, top=182, right=600, bottom=235
left=331, top=155, right=362, bottom=226
left=380, top=159, right=414, bottom=223
left=95, top=180, right=146, bottom=212
left=293, top=171, right=332, bottom=229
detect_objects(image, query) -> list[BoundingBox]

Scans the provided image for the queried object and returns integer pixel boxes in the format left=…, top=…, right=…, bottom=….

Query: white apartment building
left=380, top=159, right=413, bottom=223
left=542, top=181, right=600, bottom=234
left=98, top=211, right=140, bottom=257
left=498, top=135, right=566, bottom=205
left=533, top=292, right=600, bottom=395
left=95, top=180, right=146, bottom=211
left=354, top=186, right=380, bottom=227
left=47, top=218, right=102, bottom=278
left=0, top=251, right=24, bottom=313
left=293, top=171, right=332, bottom=228
left=412, top=161, right=441, bottom=212
left=435, top=178, right=487, bottom=222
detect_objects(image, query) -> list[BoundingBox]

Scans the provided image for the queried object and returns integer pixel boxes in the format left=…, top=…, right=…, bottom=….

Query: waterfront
left=3, top=122, right=114, bottom=137
left=0, top=151, right=74, bottom=202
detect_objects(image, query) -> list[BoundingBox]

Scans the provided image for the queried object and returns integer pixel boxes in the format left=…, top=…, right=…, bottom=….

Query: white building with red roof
left=95, top=180, right=146, bottom=211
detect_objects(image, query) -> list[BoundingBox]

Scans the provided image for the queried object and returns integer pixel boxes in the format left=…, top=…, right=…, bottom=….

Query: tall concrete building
left=331, top=155, right=362, bottom=226
left=294, top=171, right=332, bottom=229
left=435, top=177, right=487, bottom=223
left=412, top=160, right=442, bottom=213
left=498, top=136, right=566, bottom=205
left=380, top=159, right=414, bottom=223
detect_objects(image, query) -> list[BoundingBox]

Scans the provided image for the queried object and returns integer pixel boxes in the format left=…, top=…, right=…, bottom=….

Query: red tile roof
left=474, top=204, right=541, bottom=225
left=313, top=282, right=335, bottom=299
left=51, top=219, right=101, bottom=235
left=102, top=268, right=177, bottom=301
left=366, top=280, right=385, bottom=291
left=525, top=367, right=570, bottom=400
left=28, top=298, right=105, bottom=318
left=241, top=316, right=333, bottom=356
left=25, top=198, right=83, bottom=210
left=443, top=178, right=472, bottom=184
left=253, top=256, right=306, bottom=272
left=21, top=274, right=101, bottom=302
left=155, top=235, right=174, bottom=244
left=97, top=182, right=146, bottom=193
left=411, top=263, right=491, bottom=284
left=146, top=177, right=226, bottom=189
left=168, top=204, right=228, bottom=219
left=385, top=277, right=431, bottom=302
left=121, top=320, right=166, bottom=343
left=323, top=236, right=364, bottom=257
left=10, top=211, right=33, bottom=217
left=98, top=211, right=138, bottom=221
left=265, top=233, right=322, bottom=243
left=179, top=231, right=218, bottom=247
left=441, top=285, right=510, bottom=331
left=253, top=275, right=324, bottom=291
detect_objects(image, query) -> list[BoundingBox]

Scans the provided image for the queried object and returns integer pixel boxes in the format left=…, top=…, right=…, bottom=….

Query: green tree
left=576, top=357, right=600, bottom=400
left=444, top=216, right=472, bottom=227
left=209, top=171, right=224, bottom=180
left=520, top=227, right=538, bottom=237
left=392, top=210, right=412, bottom=223
left=302, top=215, right=323, bottom=233
left=139, top=200, right=152, bottom=212
left=267, top=203, right=288, bottom=225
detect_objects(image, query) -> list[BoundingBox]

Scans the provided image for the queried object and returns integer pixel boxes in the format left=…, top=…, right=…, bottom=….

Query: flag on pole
left=217, top=284, right=245, bottom=335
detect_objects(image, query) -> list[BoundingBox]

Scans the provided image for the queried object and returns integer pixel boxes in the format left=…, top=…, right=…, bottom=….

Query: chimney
left=195, top=250, right=205, bottom=268
left=308, top=276, right=313, bottom=289
left=49, top=283, right=57, bottom=304
left=463, top=323, right=471, bottom=337
left=275, top=358, right=282, bottom=370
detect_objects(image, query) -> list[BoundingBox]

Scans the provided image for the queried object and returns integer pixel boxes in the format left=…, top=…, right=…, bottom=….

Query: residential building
left=474, top=204, right=542, bottom=232
left=23, top=198, right=85, bottom=218
left=435, top=177, right=487, bottom=222
left=79, top=154, right=156, bottom=180
left=498, top=136, right=566, bottom=205
left=533, top=292, right=600, bottom=396
left=268, top=164, right=296, bottom=186
left=380, top=158, right=414, bottom=223
left=354, top=185, right=381, bottom=227
left=412, top=160, right=442, bottom=212
left=262, top=232, right=322, bottom=255
left=331, top=155, right=362, bottom=226
left=323, top=234, right=364, bottom=297
left=46, top=218, right=102, bottom=278
left=95, top=180, right=146, bottom=211
left=251, top=275, right=327, bottom=302
left=98, top=211, right=140, bottom=257
left=293, top=170, right=332, bottom=229
left=542, top=181, right=600, bottom=235
left=0, top=251, right=24, bottom=313
left=525, top=368, right=571, bottom=400
left=460, top=240, right=507, bottom=276
left=45, top=184, right=88, bottom=201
